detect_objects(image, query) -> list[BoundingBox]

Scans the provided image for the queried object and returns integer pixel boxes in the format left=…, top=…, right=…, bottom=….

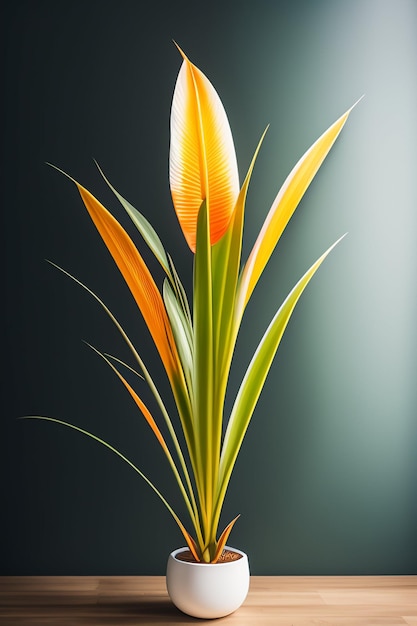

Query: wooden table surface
left=1, top=575, right=416, bottom=625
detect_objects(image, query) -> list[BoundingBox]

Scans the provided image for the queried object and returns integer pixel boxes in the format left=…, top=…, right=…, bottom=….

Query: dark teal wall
left=3, top=0, right=416, bottom=575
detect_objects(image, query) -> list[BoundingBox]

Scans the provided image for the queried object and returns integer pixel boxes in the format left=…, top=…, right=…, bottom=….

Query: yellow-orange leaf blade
left=169, top=47, right=239, bottom=252
left=237, top=101, right=359, bottom=318
left=76, top=183, right=179, bottom=381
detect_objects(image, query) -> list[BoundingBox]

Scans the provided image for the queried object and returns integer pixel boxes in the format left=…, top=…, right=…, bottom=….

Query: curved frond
left=21, top=416, right=200, bottom=560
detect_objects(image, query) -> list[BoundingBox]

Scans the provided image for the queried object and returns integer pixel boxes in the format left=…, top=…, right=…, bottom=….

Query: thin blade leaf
left=193, top=199, right=214, bottom=527
left=236, top=102, right=359, bottom=320
left=167, top=253, right=192, bottom=324
left=163, top=279, right=194, bottom=391
left=212, top=127, right=269, bottom=378
left=21, top=416, right=199, bottom=560
left=95, top=160, right=172, bottom=276
left=103, top=353, right=144, bottom=380
left=216, top=235, right=346, bottom=521
left=209, top=130, right=269, bottom=499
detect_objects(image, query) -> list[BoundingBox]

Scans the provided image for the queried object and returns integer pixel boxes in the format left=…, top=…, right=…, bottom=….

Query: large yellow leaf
left=169, top=47, right=239, bottom=252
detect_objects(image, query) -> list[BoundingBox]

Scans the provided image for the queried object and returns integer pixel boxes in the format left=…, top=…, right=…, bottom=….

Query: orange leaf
left=76, top=183, right=179, bottom=381
left=213, top=515, right=241, bottom=563
left=169, top=47, right=239, bottom=252
left=106, top=356, right=171, bottom=455
left=179, top=529, right=201, bottom=563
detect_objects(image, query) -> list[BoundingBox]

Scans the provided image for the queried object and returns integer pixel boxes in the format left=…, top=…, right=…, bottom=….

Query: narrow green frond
left=163, top=279, right=194, bottom=392
left=102, top=353, right=144, bottom=380
left=214, top=235, right=346, bottom=527
left=212, top=127, right=269, bottom=379
left=20, top=415, right=199, bottom=557
left=95, top=160, right=172, bottom=276
left=193, top=200, right=215, bottom=529
left=167, top=253, right=192, bottom=324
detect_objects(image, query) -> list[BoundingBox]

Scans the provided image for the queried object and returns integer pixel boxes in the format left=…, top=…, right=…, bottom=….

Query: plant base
left=166, top=546, right=250, bottom=619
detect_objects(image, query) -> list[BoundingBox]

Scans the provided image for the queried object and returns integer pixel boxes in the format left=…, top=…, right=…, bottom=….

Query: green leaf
left=102, top=353, right=144, bottom=380
left=193, top=199, right=215, bottom=529
left=21, top=415, right=199, bottom=557
left=212, top=128, right=268, bottom=380
left=167, top=253, right=192, bottom=325
left=209, top=132, right=269, bottom=530
left=163, top=278, right=194, bottom=392
left=95, top=161, right=172, bottom=276
left=214, top=235, right=346, bottom=524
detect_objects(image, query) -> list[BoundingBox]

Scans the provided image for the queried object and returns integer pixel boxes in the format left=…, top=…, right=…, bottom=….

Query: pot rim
left=170, top=545, right=248, bottom=567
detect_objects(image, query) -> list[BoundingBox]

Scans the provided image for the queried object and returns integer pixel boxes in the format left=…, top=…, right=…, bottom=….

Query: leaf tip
left=347, top=94, right=365, bottom=116
left=46, top=162, right=77, bottom=185
left=172, top=40, right=187, bottom=61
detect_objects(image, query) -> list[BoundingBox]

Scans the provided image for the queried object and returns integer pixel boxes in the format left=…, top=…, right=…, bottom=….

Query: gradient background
left=2, top=0, right=416, bottom=575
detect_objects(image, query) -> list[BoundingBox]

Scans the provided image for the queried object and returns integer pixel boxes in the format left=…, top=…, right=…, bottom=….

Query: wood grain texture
left=0, top=576, right=416, bottom=625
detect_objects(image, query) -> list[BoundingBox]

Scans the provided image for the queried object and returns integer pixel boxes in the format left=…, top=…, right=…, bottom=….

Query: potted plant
left=25, top=45, right=358, bottom=618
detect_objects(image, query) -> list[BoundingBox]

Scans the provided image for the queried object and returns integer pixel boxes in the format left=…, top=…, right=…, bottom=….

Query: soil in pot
left=176, top=549, right=243, bottom=563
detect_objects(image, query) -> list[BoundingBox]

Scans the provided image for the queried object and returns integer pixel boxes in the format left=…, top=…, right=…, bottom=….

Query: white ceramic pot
left=166, top=546, right=250, bottom=619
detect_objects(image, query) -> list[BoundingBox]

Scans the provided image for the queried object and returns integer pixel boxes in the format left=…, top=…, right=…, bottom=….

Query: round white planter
left=166, top=546, right=250, bottom=619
